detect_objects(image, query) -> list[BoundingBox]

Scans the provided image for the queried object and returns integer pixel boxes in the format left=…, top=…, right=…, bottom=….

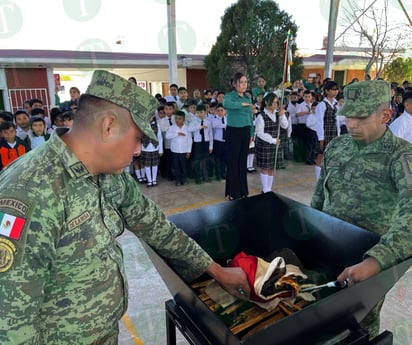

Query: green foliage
left=382, top=57, right=412, bottom=84
left=205, top=0, right=303, bottom=92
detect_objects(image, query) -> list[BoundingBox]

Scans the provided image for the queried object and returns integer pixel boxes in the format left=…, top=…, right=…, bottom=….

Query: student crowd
left=1, top=76, right=411, bottom=197
left=0, top=94, right=76, bottom=171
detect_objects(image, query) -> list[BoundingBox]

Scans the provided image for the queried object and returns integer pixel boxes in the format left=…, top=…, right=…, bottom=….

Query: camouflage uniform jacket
left=0, top=130, right=212, bottom=344
left=311, top=129, right=412, bottom=270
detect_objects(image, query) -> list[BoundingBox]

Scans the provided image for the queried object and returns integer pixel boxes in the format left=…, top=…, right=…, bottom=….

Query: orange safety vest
left=0, top=144, right=26, bottom=169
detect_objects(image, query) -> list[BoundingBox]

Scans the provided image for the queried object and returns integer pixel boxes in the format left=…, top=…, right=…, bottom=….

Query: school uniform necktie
left=200, top=120, right=205, bottom=142
left=168, top=118, right=172, bottom=126
left=222, top=117, right=226, bottom=141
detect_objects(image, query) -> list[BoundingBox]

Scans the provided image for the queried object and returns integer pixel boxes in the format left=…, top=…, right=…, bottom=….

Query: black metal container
left=142, top=192, right=411, bottom=345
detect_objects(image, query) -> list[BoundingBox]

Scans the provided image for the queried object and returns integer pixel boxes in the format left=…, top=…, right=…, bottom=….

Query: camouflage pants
left=360, top=298, right=384, bottom=340
left=89, top=324, right=119, bottom=345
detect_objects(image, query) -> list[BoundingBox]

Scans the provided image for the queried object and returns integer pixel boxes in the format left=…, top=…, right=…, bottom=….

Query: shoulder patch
left=404, top=154, right=412, bottom=174
left=0, top=198, right=29, bottom=217
left=0, top=237, right=17, bottom=272
left=401, top=154, right=412, bottom=184
left=0, top=211, right=26, bottom=240
left=67, top=211, right=91, bottom=231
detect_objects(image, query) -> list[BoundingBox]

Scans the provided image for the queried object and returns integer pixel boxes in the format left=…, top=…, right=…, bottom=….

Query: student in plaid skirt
left=314, top=80, right=339, bottom=178
left=141, top=115, right=163, bottom=187
left=255, top=93, right=288, bottom=193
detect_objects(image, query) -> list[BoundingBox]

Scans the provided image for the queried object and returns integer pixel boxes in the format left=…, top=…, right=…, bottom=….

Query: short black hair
left=174, top=110, right=185, bottom=118
left=158, top=97, right=167, bottom=105
left=196, top=104, right=206, bottom=112
left=63, top=112, right=73, bottom=121
left=0, top=121, right=15, bottom=131
left=0, top=111, right=13, bottom=122
left=184, top=98, right=197, bottom=107
left=336, top=93, right=344, bottom=101
left=14, top=109, right=30, bottom=120
left=169, top=83, right=178, bottom=89
left=324, top=80, right=338, bottom=91
left=50, top=107, right=63, bottom=125
left=403, top=92, right=412, bottom=104
left=165, top=102, right=176, bottom=109
left=31, top=108, right=45, bottom=117
left=29, top=98, right=43, bottom=107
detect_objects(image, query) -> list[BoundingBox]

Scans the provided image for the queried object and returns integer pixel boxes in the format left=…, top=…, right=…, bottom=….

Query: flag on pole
left=283, top=30, right=294, bottom=87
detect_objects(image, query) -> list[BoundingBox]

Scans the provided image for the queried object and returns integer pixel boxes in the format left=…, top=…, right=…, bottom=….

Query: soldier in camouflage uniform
left=311, top=80, right=412, bottom=339
left=0, top=70, right=250, bottom=344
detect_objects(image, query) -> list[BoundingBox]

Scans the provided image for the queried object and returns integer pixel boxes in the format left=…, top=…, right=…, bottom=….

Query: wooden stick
left=230, top=306, right=282, bottom=334
left=190, top=279, right=214, bottom=289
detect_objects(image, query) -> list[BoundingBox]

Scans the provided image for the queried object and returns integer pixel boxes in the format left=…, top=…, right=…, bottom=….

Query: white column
left=167, top=0, right=178, bottom=85
left=324, top=0, right=340, bottom=79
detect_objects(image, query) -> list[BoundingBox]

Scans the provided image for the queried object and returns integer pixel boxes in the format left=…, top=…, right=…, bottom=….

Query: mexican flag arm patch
left=0, top=212, right=26, bottom=240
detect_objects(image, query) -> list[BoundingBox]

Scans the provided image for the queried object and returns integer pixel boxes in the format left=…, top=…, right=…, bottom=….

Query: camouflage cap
left=85, top=70, right=158, bottom=142
left=337, top=80, right=391, bottom=118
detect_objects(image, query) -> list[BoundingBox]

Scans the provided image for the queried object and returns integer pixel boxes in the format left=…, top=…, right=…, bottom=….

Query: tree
left=204, top=0, right=303, bottom=91
left=337, top=0, right=411, bottom=78
left=382, top=57, right=412, bottom=84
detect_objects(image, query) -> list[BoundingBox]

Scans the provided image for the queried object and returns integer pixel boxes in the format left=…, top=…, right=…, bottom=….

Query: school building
left=0, top=49, right=372, bottom=112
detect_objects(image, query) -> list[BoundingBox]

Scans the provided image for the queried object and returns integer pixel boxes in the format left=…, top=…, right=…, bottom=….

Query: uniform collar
left=48, top=128, right=92, bottom=180
left=352, top=128, right=394, bottom=153
left=263, top=108, right=276, bottom=116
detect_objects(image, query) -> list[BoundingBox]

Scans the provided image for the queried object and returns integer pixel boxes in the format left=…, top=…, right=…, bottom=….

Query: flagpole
left=274, top=30, right=292, bottom=179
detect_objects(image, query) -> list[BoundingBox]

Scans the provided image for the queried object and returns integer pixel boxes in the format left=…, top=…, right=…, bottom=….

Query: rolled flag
left=228, top=251, right=307, bottom=306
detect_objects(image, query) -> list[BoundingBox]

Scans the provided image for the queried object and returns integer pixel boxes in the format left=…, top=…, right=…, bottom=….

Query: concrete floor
left=117, top=160, right=412, bottom=345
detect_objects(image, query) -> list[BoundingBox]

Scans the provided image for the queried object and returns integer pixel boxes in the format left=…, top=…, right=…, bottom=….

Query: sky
left=0, top=0, right=410, bottom=55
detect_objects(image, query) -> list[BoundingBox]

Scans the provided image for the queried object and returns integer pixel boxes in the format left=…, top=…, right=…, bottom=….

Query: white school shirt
left=287, top=101, right=298, bottom=125
left=389, top=111, right=412, bottom=144
left=164, top=95, right=179, bottom=103
left=188, top=117, right=213, bottom=151
left=315, top=97, right=338, bottom=141
left=255, top=109, right=289, bottom=144
left=165, top=124, right=192, bottom=153
left=212, top=116, right=227, bottom=142
left=295, top=102, right=311, bottom=125
left=141, top=125, right=164, bottom=154
left=305, top=111, right=317, bottom=131
left=184, top=111, right=196, bottom=127
left=159, top=115, right=175, bottom=149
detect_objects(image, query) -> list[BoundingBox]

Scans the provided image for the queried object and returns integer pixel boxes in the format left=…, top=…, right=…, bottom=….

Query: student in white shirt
left=188, top=104, right=213, bottom=184
left=166, top=111, right=192, bottom=185
left=212, top=103, right=227, bottom=181
left=390, top=92, right=412, bottom=144
left=255, top=93, right=288, bottom=193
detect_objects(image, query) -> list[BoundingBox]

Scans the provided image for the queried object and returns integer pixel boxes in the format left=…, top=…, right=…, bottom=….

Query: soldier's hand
left=337, top=256, right=381, bottom=287
left=207, top=262, right=250, bottom=300
left=319, top=140, right=324, bottom=152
